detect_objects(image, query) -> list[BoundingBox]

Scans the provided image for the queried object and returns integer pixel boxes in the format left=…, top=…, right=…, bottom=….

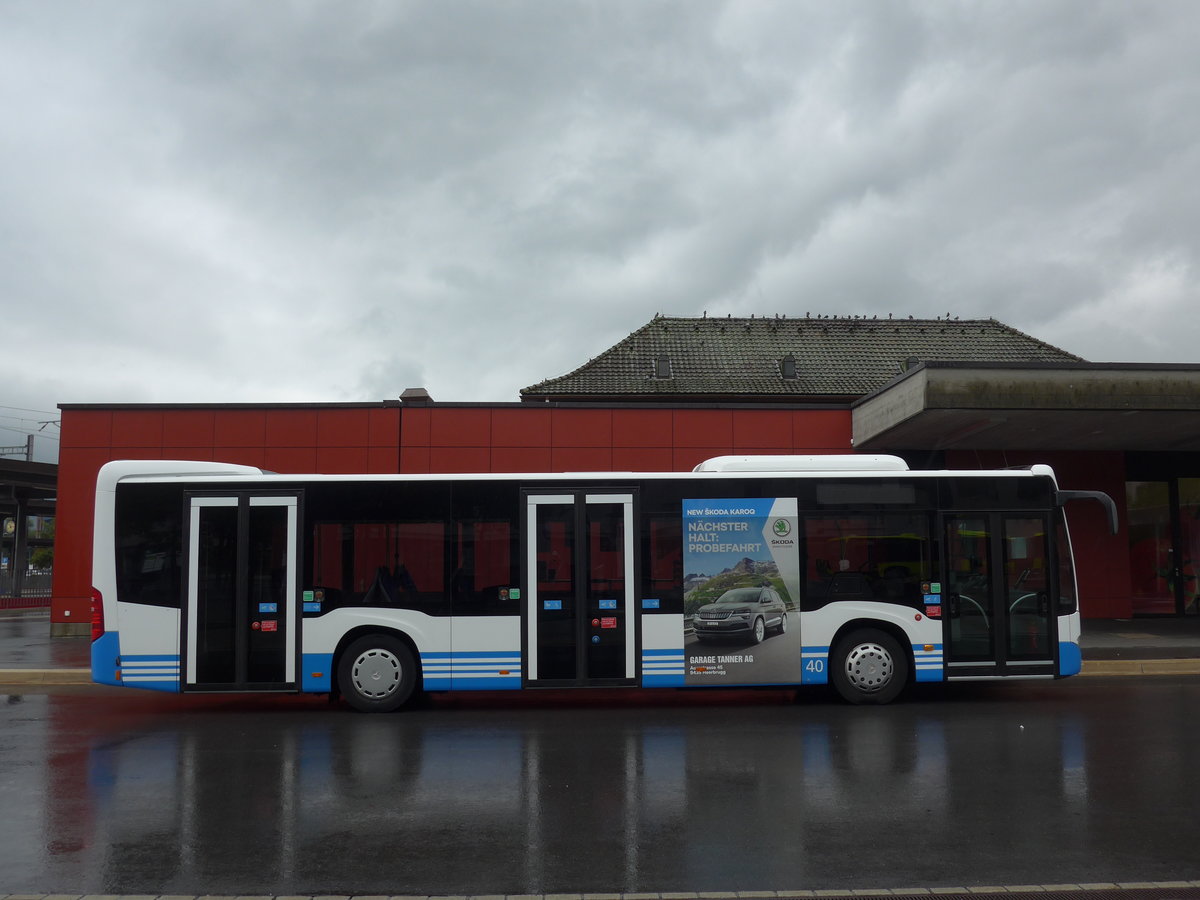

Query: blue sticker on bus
left=599, top=598, right=617, bottom=610
left=924, top=594, right=940, bottom=605
left=303, top=602, right=322, bottom=613
left=642, top=597, right=661, bottom=609
left=259, top=603, right=278, bottom=613
left=543, top=599, right=562, bottom=610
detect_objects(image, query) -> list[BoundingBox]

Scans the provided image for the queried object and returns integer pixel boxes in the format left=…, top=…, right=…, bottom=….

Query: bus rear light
left=91, top=587, right=104, bottom=642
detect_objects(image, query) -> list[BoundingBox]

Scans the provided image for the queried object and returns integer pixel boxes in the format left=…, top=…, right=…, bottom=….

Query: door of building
left=183, top=493, right=300, bottom=691
left=942, top=513, right=1056, bottom=676
left=1126, top=479, right=1200, bottom=616
left=524, top=491, right=636, bottom=686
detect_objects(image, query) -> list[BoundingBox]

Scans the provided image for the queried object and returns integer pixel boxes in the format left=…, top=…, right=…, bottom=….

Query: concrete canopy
left=0, top=459, right=56, bottom=513
left=852, top=363, right=1200, bottom=452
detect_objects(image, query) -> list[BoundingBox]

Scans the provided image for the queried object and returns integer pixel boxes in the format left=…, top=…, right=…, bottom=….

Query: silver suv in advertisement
left=692, top=586, right=789, bottom=644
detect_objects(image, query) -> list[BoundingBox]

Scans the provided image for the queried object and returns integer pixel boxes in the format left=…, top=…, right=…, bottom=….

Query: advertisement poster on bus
left=683, top=498, right=803, bottom=686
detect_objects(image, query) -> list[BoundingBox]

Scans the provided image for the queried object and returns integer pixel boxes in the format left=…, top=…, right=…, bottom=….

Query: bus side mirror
left=1056, top=490, right=1119, bottom=536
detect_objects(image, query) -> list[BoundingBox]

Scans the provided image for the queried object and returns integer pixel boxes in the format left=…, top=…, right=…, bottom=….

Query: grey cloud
left=2, top=0, right=1199, bottom=438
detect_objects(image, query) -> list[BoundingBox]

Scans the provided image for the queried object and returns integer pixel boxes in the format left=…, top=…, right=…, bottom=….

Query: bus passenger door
left=524, top=492, right=636, bottom=686
left=943, top=513, right=1056, bottom=677
left=183, top=494, right=300, bottom=692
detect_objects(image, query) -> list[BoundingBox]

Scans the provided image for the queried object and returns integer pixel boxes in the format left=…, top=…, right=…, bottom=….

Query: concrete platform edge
left=0, top=668, right=93, bottom=685
left=49, top=622, right=91, bottom=638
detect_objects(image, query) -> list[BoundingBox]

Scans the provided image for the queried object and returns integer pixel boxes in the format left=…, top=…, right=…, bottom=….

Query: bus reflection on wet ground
left=1, top=678, right=1199, bottom=895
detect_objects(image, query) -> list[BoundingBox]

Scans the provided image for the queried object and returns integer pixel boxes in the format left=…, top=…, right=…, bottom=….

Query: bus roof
left=97, top=457, right=1059, bottom=488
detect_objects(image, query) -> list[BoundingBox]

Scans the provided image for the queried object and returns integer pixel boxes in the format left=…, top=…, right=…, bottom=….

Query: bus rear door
left=182, top=493, right=301, bottom=692
left=524, top=491, right=637, bottom=687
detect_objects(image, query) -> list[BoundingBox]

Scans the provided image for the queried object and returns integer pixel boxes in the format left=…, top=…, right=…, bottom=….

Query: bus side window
left=803, top=514, right=934, bottom=612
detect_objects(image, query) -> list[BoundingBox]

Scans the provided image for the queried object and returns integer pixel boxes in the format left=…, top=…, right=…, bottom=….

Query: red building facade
left=51, top=401, right=852, bottom=631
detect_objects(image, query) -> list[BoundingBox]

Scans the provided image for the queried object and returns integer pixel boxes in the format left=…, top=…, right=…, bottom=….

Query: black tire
left=752, top=616, right=766, bottom=644
left=338, top=634, right=418, bottom=713
left=830, top=628, right=909, bottom=705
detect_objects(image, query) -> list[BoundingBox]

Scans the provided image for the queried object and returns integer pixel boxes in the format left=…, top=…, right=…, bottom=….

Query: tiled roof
left=521, top=315, right=1085, bottom=400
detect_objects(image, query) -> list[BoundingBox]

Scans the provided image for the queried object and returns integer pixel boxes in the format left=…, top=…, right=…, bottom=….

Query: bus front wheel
left=338, top=634, right=418, bottom=713
left=831, top=628, right=908, bottom=705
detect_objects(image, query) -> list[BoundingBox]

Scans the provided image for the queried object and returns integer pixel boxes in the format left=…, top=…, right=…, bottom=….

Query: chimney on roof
left=400, top=387, right=433, bottom=404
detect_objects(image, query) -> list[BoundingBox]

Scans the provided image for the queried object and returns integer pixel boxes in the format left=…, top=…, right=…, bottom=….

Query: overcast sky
left=3, top=0, right=1199, bottom=462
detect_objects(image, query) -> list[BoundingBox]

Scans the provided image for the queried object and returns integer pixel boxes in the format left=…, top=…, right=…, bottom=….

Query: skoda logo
left=772, top=518, right=791, bottom=537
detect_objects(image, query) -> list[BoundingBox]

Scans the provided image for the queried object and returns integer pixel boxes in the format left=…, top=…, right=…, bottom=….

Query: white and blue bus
left=90, top=456, right=1116, bottom=711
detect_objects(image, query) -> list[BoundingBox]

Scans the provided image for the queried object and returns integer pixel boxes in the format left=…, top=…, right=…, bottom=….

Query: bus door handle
left=948, top=593, right=960, bottom=617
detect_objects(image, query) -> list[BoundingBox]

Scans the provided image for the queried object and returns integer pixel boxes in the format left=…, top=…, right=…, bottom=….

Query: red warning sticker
left=260, top=620, right=278, bottom=632
left=600, top=617, right=618, bottom=629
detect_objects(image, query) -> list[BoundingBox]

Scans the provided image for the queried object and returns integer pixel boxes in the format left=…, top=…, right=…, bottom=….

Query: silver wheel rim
left=843, top=641, right=894, bottom=693
left=780, top=613, right=787, bottom=633
left=352, top=648, right=403, bottom=699
left=755, top=619, right=765, bottom=641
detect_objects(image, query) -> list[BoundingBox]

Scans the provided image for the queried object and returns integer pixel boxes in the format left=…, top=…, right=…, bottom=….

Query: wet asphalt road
left=1, top=678, right=1198, bottom=896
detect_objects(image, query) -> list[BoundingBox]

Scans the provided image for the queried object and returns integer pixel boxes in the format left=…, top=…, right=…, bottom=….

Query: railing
left=0, top=572, right=53, bottom=609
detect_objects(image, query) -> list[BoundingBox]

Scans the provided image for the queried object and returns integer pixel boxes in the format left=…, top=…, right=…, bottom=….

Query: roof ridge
left=520, top=313, right=1085, bottom=398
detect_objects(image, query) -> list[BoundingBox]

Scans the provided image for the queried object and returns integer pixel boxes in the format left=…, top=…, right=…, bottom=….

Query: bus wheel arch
left=829, top=621, right=912, bottom=705
left=334, top=627, right=422, bottom=713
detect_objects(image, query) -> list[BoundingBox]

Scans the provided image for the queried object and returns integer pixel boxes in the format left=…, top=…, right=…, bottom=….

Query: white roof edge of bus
left=96, top=459, right=264, bottom=493
left=692, top=455, right=909, bottom=473
left=1029, top=463, right=1057, bottom=482
left=103, top=458, right=1059, bottom=483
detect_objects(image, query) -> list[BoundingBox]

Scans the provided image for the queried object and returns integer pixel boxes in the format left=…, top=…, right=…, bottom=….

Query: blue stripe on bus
left=96, top=642, right=183, bottom=692
left=91, top=631, right=121, bottom=686
left=447, top=675, right=521, bottom=691
left=643, top=673, right=685, bottom=687
left=1058, top=641, right=1082, bottom=676
left=912, top=643, right=945, bottom=682
left=302, top=653, right=334, bottom=691
left=116, top=649, right=181, bottom=694
left=419, top=651, right=522, bottom=690
left=801, top=646, right=829, bottom=684
left=641, top=648, right=685, bottom=686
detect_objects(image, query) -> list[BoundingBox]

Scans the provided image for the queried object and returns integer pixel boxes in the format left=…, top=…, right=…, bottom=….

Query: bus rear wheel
left=338, top=634, right=418, bottom=713
left=831, top=628, right=908, bottom=705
